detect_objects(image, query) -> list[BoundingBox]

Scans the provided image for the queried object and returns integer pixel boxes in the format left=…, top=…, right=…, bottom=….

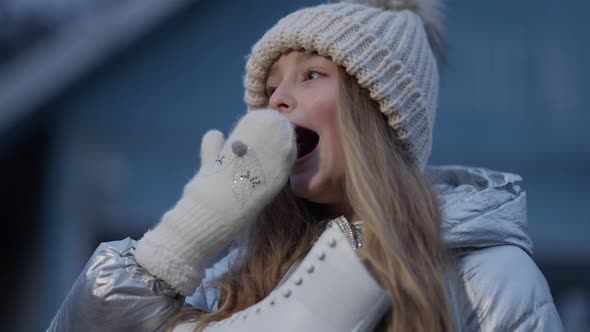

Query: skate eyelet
left=329, top=238, right=337, bottom=247
left=283, top=289, right=292, bottom=298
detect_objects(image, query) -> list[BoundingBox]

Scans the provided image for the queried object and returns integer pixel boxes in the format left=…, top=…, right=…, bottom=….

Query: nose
left=268, top=83, right=296, bottom=114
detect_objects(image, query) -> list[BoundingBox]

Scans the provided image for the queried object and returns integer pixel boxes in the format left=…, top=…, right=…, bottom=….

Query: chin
left=289, top=175, right=341, bottom=205
left=289, top=178, right=317, bottom=202
left=289, top=176, right=312, bottom=200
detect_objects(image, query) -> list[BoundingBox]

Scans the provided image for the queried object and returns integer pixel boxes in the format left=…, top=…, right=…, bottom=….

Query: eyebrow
left=267, top=52, right=319, bottom=82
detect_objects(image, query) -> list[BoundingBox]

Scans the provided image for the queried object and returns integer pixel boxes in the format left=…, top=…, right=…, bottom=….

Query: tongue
left=296, top=126, right=319, bottom=159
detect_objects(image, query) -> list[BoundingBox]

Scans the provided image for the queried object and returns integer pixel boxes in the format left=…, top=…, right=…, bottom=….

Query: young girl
left=48, top=0, right=563, bottom=331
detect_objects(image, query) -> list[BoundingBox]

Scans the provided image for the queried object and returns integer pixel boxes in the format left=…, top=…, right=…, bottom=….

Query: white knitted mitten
left=135, top=109, right=296, bottom=295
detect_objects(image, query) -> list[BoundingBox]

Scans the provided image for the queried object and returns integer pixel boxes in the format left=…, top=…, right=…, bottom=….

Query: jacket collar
left=426, top=165, right=533, bottom=256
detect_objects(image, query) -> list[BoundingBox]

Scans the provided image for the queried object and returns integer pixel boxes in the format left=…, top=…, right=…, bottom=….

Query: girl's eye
left=266, top=70, right=323, bottom=96
left=304, top=70, right=323, bottom=81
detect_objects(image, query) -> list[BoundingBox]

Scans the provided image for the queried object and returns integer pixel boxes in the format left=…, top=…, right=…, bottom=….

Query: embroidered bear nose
left=231, top=140, right=248, bottom=157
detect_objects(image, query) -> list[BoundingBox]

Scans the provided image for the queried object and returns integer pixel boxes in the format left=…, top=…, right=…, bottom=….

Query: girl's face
left=266, top=51, right=346, bottom=206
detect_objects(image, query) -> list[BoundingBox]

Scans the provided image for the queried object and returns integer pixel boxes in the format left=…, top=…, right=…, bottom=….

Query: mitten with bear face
left=135, top=109, right=296, bottom=295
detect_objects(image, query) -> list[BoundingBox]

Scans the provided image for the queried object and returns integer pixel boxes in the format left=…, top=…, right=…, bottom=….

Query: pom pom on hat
left=340, top=0, right=421, bottom=10
left=341, top=0, right=446, bottom=62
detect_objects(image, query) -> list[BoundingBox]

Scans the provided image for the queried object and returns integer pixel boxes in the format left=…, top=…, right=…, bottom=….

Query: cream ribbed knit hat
left=244, top=0, right=445, bottom=169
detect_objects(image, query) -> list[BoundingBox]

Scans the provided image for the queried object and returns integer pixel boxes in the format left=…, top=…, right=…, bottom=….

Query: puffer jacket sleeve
left=47, top=238, right=206, bottom=332
left=457, top=245, right=563, bottom=332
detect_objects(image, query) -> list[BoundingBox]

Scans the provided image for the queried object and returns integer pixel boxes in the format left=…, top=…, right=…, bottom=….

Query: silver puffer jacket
left=47, top=165, right=563, bottom=331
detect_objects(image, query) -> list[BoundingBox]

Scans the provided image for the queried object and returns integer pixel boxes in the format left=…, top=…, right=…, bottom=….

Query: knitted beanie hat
left=243, top=0, right=445, bottom=169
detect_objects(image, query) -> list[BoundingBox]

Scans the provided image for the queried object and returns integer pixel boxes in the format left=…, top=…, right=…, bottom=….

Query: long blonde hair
left=166, top=67, right=454, bottom=331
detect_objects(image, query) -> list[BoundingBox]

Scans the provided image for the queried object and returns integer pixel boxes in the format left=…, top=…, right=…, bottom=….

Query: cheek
left=305, top=92, right=339, bottom=135
left=307, top=88, right=339, bottom=135
left=309, top=86, right=338, bottom=121
left=304, top=83, right=344, bottom=171
left=312, top=102, right=344, bottom=174
left=323, top=130, right=345, bottom=177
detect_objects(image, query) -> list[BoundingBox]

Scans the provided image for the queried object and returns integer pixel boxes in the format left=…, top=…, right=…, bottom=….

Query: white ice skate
left=175, top=225, right=391, bottom=332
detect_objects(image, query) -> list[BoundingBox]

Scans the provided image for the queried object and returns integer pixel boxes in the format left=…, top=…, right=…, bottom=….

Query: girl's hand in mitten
left=187, top=108, right=297, bottom=227
left=135, top=109, right=296, bottom=295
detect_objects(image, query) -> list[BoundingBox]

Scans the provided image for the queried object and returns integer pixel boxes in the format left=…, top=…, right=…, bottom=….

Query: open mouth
left=295, top=125, right=319, bottom=160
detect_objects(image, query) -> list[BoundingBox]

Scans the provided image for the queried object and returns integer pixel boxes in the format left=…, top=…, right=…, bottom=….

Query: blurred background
left=1, top=0, right=588, bottom=331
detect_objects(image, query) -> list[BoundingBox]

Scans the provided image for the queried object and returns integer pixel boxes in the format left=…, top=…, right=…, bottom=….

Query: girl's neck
left=328, top=203, right=357, bottom=222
